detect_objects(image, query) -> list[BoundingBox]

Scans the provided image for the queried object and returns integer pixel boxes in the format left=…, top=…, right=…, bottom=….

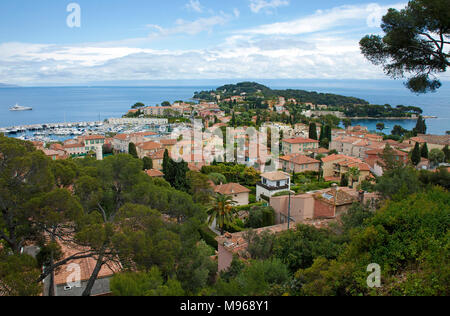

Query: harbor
left=0, top=118, right=171, bottom=143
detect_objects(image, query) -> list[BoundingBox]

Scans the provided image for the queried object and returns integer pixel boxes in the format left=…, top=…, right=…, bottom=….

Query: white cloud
left=146, top=11, right=235, bottom=37
left=249, top=0, right=290, bottom=14
left=5, top=2, right=446, bottom=86
left=185, top=0, right=203, bottom=13
left=244, top=3, right=406, bottom=34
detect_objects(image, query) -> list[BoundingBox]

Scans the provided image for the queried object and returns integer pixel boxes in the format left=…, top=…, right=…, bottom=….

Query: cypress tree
left=325, top=125, right=332, bottom=142
left=143, top=157, right=153, bottom=170
left=162, top=149, right=170, bottom=176
left=443, top=145, right=450, bottom=162
left=128, top=142, right=138, bottom=159
left=414, top=116, right=427, bottom=135
left=319, top=125, right=325, bottom=142
left=411, top=142, right=421, bottom=166
left=421, top=143, right=429, bottom=159
left=309, top=123, right=318, bottom=140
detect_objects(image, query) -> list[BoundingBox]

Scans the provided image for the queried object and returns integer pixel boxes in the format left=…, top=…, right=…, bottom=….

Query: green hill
left=193, top=82, right=369, bottom=107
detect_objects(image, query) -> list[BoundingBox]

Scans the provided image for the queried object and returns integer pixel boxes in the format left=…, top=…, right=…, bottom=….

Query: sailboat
left=9, top=103, right=33, bottom=111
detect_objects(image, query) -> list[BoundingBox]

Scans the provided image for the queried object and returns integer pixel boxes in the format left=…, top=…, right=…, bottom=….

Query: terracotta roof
left=133, top=131, right=158, bottom=137
left=64, top=143, right=85, bottom=149
left=113, top=134, right=129, bottom=140
left=54, top=241, right=121, bottom=286
left=159, top=139, right=177, bottom=146
left=261, top=171, right=291, bottom=181
left=137, top=141, right=162, bottom=151
left=415, top=134, right=450, bottom=146
left=145, top=169, right=164, bottom=177
left=305, top=148, right=330, bottom=154
left=43, top=149, right=60, bottom=156
left=321, top=154, right=348, bottom=163
left=215, top=183, right=251, bottom=195
left=282, top=137, right=319, bottom=144
left=280, top=154, right=320, bottom=165
left=50, top=143, right=64, bottom=151
left=366, top=148, right=408, bottom=156
left=149, top=149, right=165, bottom=160
left=314, top=188, right=357, bottom=206
left=83, top=135, right=105, bottom=141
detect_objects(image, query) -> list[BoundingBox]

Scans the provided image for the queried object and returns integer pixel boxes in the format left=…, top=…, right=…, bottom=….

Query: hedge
left=199, top=225, right=218, bottom=250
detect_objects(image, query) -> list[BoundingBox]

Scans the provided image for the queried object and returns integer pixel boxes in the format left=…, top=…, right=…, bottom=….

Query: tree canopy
left=360, top=0, right=450, bottom=93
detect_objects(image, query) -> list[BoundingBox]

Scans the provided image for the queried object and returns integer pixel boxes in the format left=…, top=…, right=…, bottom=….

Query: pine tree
left=309, top=123, right=318, bottom=140
left=411, top=142, right=421, bottom=166
left=421, top=143, right=429, bottom=159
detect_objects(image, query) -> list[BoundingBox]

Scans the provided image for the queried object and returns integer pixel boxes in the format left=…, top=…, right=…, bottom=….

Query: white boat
left=9, top=103, right=32, bottom=111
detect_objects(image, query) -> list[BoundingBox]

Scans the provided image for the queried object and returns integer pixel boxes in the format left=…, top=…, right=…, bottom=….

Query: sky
left=0, top=0, right=447, bottom=86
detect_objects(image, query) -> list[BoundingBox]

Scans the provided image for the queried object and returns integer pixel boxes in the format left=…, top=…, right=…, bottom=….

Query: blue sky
left=1, top=0, right=446, bottom=85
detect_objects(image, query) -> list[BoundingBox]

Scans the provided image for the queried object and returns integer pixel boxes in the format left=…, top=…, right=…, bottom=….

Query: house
left=112, top=132, right=159, bottom=154
left=270, top=186, right=366, bottom=224
left=81, top=135, right=105, bottom=152
left=256, top=171, right=291, bottom=202
left=407, top=134, right=450, bottom=151
left=112, top=134, right=130, bottom=153
left=365, top=148, right=409, bottom=176
left=136, top=141, right=163, bottom=159
left=321, top=154, right=371, bottom=185
left=215, top=183, right=251, bottom=206
left=280, top=154, right=320, bottom=173
left=159, top=139, right=177, bottom=152
left=282, top=137, right=319, bottom=155
left=149, top=149, right=166, bottom=171
left=216, top=224, right=293, bottom=272
left=43, top=149, right=64, bottom=161
left=145, top=169, right=164, bottom=178
left=64, top=143, right=87, bottom=156
left=312, top=186, right=358, bottom=219
left=47, top=241, right=122, bottom=296
left=330, top=136, right=384, bottom=159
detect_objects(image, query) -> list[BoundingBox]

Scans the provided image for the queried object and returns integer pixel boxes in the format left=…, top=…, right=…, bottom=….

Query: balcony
left=257, top=182, right=290, bottom=191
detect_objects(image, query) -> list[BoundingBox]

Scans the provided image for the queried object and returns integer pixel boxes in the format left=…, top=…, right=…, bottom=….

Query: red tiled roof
left=159, top=139, right=177, bottom=146
left=282, top=137, right=319, bottom=144
left=321, top=154, right=348, bottom=163
left=215, top=183, right=251, bottom=195
left=280, top=154, right=320, bottom=165
left=64, top=143, right=85, bottom=149
left=137, top=141, right=162, bottom=151
left=83, top=135, right=105, bottom=140
left=149, top=149, right=165, bottom=160
left=145, top=169, right=164, bottom=177
left=114, top=134, right=129, bottom=140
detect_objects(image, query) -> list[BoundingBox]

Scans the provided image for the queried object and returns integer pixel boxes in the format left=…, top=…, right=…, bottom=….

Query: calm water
left=0, top=80, right=449, bottom=134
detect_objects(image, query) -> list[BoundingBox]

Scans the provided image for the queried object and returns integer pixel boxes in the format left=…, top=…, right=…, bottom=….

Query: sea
left=0, top=79, right=448, bottom=135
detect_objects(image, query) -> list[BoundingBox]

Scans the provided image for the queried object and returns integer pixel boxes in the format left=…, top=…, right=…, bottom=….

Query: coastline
left=348, top=116, right=437, bottom=120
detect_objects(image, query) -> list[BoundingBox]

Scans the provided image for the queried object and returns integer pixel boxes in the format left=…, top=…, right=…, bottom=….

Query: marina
left=0, top=118, right=173, bottom=143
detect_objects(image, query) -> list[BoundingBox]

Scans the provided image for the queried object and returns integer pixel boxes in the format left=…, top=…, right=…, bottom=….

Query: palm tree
left=207, top=194, right=236, bottom=235
left=347, top=167, right=361, bottom=188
